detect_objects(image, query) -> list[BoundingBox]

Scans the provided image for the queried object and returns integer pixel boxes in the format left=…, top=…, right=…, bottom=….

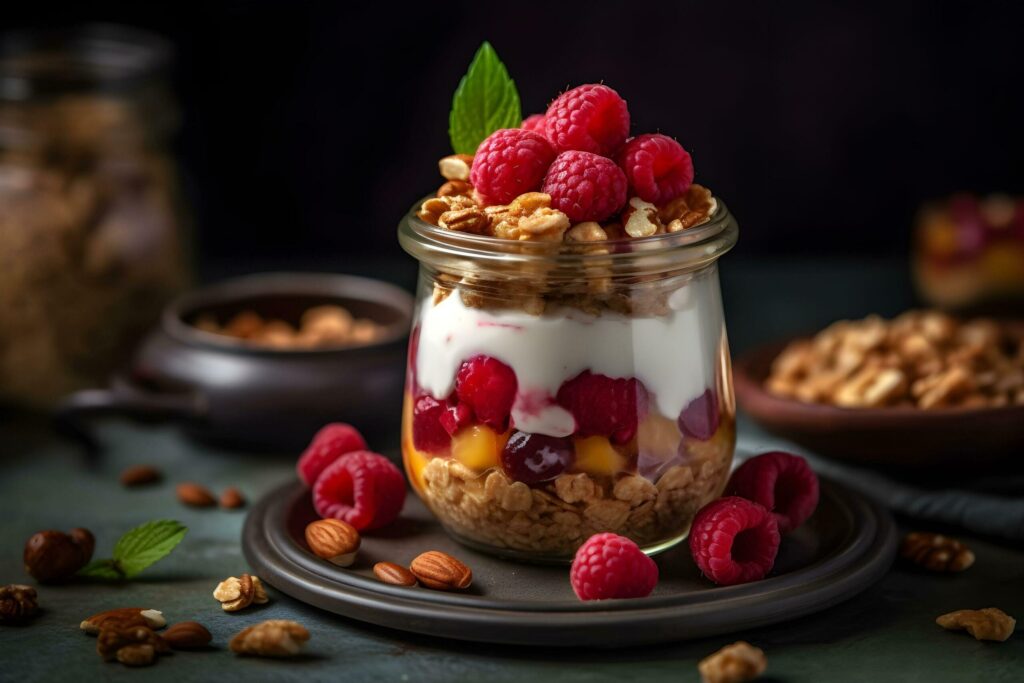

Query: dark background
left=8, top=0, right=1024, bottom=273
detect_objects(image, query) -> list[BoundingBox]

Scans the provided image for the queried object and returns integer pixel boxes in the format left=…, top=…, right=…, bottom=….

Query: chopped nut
left=417, top=194, right=477, bottom=225
left=0, top=584, right=38, bottom=622
left=230, top=620, right=310, bottom=657
left=489, top=192, right=570, bottom=241
left=96, top=624, right=169, bottom=664
left=937, top=608, right=1015, bottom=641
left=698, top=641, right=767, bottom=683
left=437, top=179, right=473, bottom=198
left=565, top=221, right=608, bottom=242
left=439, top=206, right=488, bottom=234
left=622, top=196, right=661, bottom=238
left=213, top=573, right=269, bottom=612
left=438, top=154, right=473, bottom=181
left=900, top=532, right=975, bottom=572
left=660, top=184, right=717, bottom=231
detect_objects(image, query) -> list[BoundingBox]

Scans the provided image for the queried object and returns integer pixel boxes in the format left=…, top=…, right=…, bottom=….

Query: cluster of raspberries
left=571, top=452, right=819, bottom=600
left=470, top=84, right=695, bottom=223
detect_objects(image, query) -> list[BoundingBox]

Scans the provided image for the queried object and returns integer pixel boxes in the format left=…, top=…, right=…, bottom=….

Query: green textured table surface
left=2, top=259, right=1023, bottom=681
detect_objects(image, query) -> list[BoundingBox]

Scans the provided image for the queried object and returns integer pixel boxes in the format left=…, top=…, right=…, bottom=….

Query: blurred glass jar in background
left=0, top=25, right=190, bottom=407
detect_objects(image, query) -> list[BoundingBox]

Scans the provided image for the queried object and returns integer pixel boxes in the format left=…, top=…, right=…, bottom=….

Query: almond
left=220, top=487, right=246, bottom=509
left=373, top=562, right=417, bottom=587
left=304, top=519, right=360, bottom=567
left=163, top=621, right=212, bottom=649
left=80, top=608, right=165, bottom=635
left=119, top=465, right=162, bottom=487
left=176, top=482, right=216, bottom=507
left=409, top=551, right=472, bottom=591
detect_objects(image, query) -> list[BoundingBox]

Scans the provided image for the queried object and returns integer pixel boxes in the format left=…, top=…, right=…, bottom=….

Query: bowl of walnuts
left=734, top=310, right=1024, bottom=468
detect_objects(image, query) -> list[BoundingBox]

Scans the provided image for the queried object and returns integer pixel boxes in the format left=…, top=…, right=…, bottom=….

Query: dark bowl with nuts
left=57, top=273, right=414, bottom=451
left=734, top=311, right=1024, bottom=469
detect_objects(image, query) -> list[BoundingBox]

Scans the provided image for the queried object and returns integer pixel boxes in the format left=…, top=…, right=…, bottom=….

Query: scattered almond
left=304, top=519, right=361, bottom=567
left=162, top=621, right=212, bottom=649
left=220, top=487, right=246, bottom=509
left=176, top=482, right=216, bottom=507
left=119, top=465, right=162, bottom=487
left=409, top=551, right=472, bottom=591
left=373, top=562, right=417, bottom=587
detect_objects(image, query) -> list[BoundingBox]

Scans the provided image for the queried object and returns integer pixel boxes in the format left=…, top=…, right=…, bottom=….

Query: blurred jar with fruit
left=0, top=26, right=190, bottom=407
left=913, top=193, right=1024, bottom=313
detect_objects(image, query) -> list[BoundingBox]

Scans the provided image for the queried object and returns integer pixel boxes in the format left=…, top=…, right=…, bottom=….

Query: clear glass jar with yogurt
left=398, top=198, right=738, bottom=562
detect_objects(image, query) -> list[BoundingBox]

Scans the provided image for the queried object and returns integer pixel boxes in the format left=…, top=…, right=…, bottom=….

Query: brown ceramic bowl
left=57, top=272, right=414, bottom=451
left=734, top=338, right=1024, bottom=469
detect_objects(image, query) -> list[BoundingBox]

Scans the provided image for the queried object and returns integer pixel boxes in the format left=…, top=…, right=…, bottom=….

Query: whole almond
left=163, top=621, right=212, bottom=649
left=409, top=551, right=472, bottom=591
left=176, top=482, right=216, bottom=507
left=304, top=519, right=360, bottom=567
left=220, top=487, right=246, bottom=509
left=120, top=465, right=162, bottom=487
left=373, top=562, right=417, bottom=587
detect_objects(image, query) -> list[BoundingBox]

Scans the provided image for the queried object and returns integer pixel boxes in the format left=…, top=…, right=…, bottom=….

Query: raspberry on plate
left=618, top=133, right=694, bottom=204
left=570, top=532, right=658, bottom=600
left=726, top=451, right=820, bottom=533
left=296, top=423, right=368, bottom=486
left=542, top=151, right=627, bottom=223
left=544, top=84, right=630, bottom=156
left=412, top=393, right=452, bottom=453
left=677, top=388, right=720, bottom=441
left=689, top=496, right=781, bottom=586
left=313, top=450, right=407, bottom=531
left=470, top=128, right=556, bottom=206
left=556, top=370, right=648, bottom=443
left=500, top=431, right=574, bottom=484
left=521, top=113, right=546, bottom=134
left=455, top=355, right=517, bottom=431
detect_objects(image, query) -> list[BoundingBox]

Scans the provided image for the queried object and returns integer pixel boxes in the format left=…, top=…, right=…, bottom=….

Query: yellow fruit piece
left=573, top=436, right=626, bottom=477
left=452, top=425, right=501, bottom=472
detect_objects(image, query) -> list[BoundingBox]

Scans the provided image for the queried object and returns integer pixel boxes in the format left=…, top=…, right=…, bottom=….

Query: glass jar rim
left=398, top=194, right=738, bottom=279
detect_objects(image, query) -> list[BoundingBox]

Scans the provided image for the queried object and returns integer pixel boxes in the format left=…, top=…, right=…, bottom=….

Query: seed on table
left=120, top=464, right=162, bottom=487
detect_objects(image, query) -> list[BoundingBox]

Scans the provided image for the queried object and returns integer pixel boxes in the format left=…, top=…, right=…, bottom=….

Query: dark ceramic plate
left=734, top=339, right=1024, bottom=469
left=242, top=478, right=896, bottom=647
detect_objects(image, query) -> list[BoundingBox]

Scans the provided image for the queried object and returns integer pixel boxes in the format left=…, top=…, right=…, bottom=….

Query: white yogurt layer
left=415, top=268, right=725, bottom=437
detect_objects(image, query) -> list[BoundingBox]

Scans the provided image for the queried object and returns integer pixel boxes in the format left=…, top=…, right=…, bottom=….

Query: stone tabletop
left=2, top=258, right=1022, bottom=681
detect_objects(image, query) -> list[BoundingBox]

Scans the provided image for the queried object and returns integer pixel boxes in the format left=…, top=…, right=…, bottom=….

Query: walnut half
left=936, top=608, right=1016, bottom=641
left=230, top=619, right=310, bottom=657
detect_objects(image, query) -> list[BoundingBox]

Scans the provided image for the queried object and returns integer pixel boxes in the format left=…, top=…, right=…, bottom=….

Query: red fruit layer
left=556, top=371, right=648, bottom=444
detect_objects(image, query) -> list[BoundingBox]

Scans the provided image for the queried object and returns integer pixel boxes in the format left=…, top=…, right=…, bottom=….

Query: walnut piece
left=213, top=573, right=270, bottom=612
left=936, top=608, right=1015, bottom=641
left=488, top=193, right=570, bottom=241
left=0, top=584, right=37, bottom=622
left=230, top=619, right=310, bottom=657
left=96, top=625, right=169, bottom=665
left=900, top=532, right=975, bottom=572
left=622, top=196, right=661, bottom=238
left=698, top=641, right=767, bottom=683
left=660, top=184, right=717, bottom=231
left=439, top=206, right=488, bottom=234
left=417, top=194, right=477, bottom=225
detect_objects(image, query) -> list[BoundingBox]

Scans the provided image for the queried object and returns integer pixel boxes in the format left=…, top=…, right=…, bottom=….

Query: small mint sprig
left=78, top=520, right=187, bottom=580
left=448, top=41, right=522, bottom=155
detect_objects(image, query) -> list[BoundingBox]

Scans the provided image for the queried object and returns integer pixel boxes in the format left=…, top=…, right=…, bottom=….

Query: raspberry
left=726, top=452, right=820, bottom=533
left=470, top=128, right=556, bottom=206
left=556, top=371, right=647, bottom=443
left=570, top=533, right=658, bottom=600
left=617, top=133, right=694, bottom=204
left=521, top=113, right=546, bottom=134
left=455, top=355, right=517, bottom=431
left=542, top=151, right=627, bottom=222
left=500, top=431, right=574, bottom=484
left=412, top=393, right=451, bottom=453
left=678, top=389, right=720, bottom=441
left=689, top=497, right=781, bottom=586
left=313, top=450, right=406, bottom=531
left=296, top=423, right=367, bottom=486
left=544, top=84, right=630, bottom=156
left=439, top=401, right=474, bottom=436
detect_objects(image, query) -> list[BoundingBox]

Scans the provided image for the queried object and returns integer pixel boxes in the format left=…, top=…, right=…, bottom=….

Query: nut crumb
left=936, top=608, right=1015, bottom=641
left=230, top=619, right=309, bottom=657
left=698, top=641, right=767, bottom=683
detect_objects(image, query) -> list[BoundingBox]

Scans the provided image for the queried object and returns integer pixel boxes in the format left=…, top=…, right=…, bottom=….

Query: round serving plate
left=243, top=478, right=897, bottom=648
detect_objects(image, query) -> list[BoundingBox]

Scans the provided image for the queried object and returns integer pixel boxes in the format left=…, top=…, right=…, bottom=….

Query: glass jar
left=398, top=197, right=739, bottom=562
left=0, top=25, right=190, bottom=407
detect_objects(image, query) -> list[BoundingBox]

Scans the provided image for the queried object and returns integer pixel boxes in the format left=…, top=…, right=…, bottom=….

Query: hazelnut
left=23, top=528, right=94, bottom=582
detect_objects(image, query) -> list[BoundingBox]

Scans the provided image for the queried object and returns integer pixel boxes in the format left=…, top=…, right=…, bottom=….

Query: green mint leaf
left=111, top=520, right=187, bottom=578
left=448, top=41, right=522, bottom=155
left=77, top=559, right=124, bottom=580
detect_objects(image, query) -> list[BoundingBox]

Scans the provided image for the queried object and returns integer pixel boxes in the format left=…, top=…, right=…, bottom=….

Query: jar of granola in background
left=0, top=26, right=190, bottom=408
left=398, top=194, right=738, bottom=562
